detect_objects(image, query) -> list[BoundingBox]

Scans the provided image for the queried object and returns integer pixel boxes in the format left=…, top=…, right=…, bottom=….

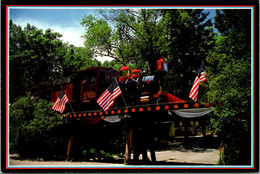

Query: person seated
left=119, top=66, right=130, bottom=82
left=131, top=69, right=141, bottom=79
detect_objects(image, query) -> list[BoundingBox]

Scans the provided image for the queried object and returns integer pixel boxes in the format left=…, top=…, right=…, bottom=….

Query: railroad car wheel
left=156, top=97, right=165, bottom=105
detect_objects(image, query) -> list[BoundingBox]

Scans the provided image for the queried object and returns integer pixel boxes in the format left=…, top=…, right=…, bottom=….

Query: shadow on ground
left=156, top=135, right=219, bottom=152
left=70, top=158, right=215, bottom=166
left=10, top=136, right=219, bottom=166
left=64, top=158, right=215, bottom=166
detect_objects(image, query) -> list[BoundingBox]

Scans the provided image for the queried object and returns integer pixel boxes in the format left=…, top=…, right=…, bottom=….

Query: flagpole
left=61, top=86, right=75, bottom=115
left=68, top=102, right=75, bottom=115
left=114, top=77, right=128, bottom=109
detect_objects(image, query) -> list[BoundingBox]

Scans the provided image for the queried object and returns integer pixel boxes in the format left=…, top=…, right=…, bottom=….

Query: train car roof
left=75, top=66, right=119, bottom=74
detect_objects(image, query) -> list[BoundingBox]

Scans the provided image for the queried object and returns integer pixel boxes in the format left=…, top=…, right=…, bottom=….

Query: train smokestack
left=145, top=51, right=160, bottom=74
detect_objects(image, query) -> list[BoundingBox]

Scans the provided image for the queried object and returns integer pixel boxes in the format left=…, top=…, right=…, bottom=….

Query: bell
left=157, top=57, right=168, bottom=72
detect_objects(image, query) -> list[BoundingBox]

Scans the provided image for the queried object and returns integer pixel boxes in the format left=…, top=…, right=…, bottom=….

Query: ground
left=8, top=136, right=220, bottom=167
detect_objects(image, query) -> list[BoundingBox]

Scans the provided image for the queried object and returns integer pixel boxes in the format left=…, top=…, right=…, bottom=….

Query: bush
left=206, top=41, right=251, bottom=165
left=9, top=93, right=68, bottom=160
left=206, top=59, right=251, bottom=165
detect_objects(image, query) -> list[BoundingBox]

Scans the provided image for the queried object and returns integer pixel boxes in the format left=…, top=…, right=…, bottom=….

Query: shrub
left=9, top=92, right=68, bottom=160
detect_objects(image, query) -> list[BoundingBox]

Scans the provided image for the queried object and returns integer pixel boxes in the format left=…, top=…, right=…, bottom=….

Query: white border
left=6, top=6, right=255, bottom=169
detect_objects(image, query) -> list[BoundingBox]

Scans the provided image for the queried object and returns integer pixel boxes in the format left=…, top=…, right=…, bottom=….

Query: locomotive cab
left=77, top=67, right=120, bottom=108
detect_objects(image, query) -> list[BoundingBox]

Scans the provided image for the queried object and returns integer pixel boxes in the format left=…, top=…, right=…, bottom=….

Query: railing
left=62, top=102, right=211, bottom=119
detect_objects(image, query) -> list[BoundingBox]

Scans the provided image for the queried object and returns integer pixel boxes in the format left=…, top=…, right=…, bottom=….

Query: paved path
left=154, top=148, right=219, bottom=165
left=9, top=159, right=125, bottom=166
left=9, top=147, right=219, bottom=167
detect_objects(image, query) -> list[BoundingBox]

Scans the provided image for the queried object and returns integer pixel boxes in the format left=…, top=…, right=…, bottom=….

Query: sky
left=9, top=8, right=116, bottom=63
left=9, top=8, right=95, bottom=47
left=8, top=7, right=216, bottom=63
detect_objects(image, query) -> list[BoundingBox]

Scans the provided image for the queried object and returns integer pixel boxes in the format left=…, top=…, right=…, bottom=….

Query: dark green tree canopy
left=9, top=20, right=101, bottom=101
left=206, top=9, right=251, bottom=165
left=81, top=9, right=213, bottom=98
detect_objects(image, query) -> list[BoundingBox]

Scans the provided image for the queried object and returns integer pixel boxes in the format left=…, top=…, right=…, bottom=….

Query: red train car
left=51, top=67, right=120, bottom=112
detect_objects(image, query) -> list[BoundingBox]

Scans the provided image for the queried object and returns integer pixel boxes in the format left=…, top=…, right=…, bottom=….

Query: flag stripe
left=189, top=61, right=208, bottom=102
left=189, top=76, right=200, bottom=102
left=99, top=88, right=120, bottom=110
left=113, top=87, right=121, bottom=99
left=200, top=72, right=208, bottom=83
left=52, top=90, right=69, bottom=113
left=53, top=99, right=61, bottom=111
left=103, top=99, right=114, bottom=111
left=99, top=94, right=113, bottom=109
left=190, top=77, right=199, bottom=92
left=97, top=80, right=122, bottom=111
left=100, top=92, right=112, bottom=106
left=190, top=83, right=199, bottom=97
left=189, top=78, right=199, bottom=95
left=97, top=90, right=109, bottom=103
left=100, top=95, right=113, bottom=110
left=189, top=69, right=208, bottom=102
left=98, top=90, right=110, bottom=106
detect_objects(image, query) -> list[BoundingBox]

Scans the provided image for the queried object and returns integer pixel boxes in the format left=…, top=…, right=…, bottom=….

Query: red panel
left=82, top=117, right=101, bottom=125
left=194, top=103, right=199, bottom=107
left=51, top=90, right=60, bottom=103
left=51, top=84, right=74, bottom=102
left=65, top=84, right=74, bottom=101
left=205, top=103, right=210, bottom=107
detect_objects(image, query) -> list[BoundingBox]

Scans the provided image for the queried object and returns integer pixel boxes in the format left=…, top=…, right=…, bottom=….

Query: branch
left=125, top=9, right=143, bottom=21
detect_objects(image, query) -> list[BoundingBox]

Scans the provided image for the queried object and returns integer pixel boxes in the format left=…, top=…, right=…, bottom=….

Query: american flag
left=52, top=90, right=69, bottom=113
left=97, top=79, right=122, bottom=111
left=189, top=63, right=208, bottom=102
left=200, top=71, right=208, bottom=83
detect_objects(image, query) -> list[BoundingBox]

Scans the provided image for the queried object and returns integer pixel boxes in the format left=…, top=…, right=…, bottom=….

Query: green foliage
left=9, top=22, right=63, bottom=89
left=206, top=9, right=251, bottom=165
left=81, top=9, right=164, bottom=67
left=81, top=15, right=113, bottom=60
left=62, top=45, right=101, bottom=77
left=9, top=93, right=68, bottom=160
left=9, top=20, right=100, bottom=101
left=160, top=9, right=214, bottom=98
left=102, top=60, right=121, bottom=71
left=82, top=9, right=213, bottom=99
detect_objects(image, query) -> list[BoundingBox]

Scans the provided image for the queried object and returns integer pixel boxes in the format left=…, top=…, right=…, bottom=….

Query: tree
left=80, top=15, right=114, bottom=61
left=81, top=9, right=213, bottom=100
left=9, top=20, right=100, bottom=101
left=9, top=21, right=65, bottom=100
left=206, top=9, right=251, bottom=165
left=160, top=9, right=214, bottom=98
left=81, top=9, right=162, bottom=69
left=9, top=93, right=68, bottom=159
left=61, top=45, right=101, bottom=77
